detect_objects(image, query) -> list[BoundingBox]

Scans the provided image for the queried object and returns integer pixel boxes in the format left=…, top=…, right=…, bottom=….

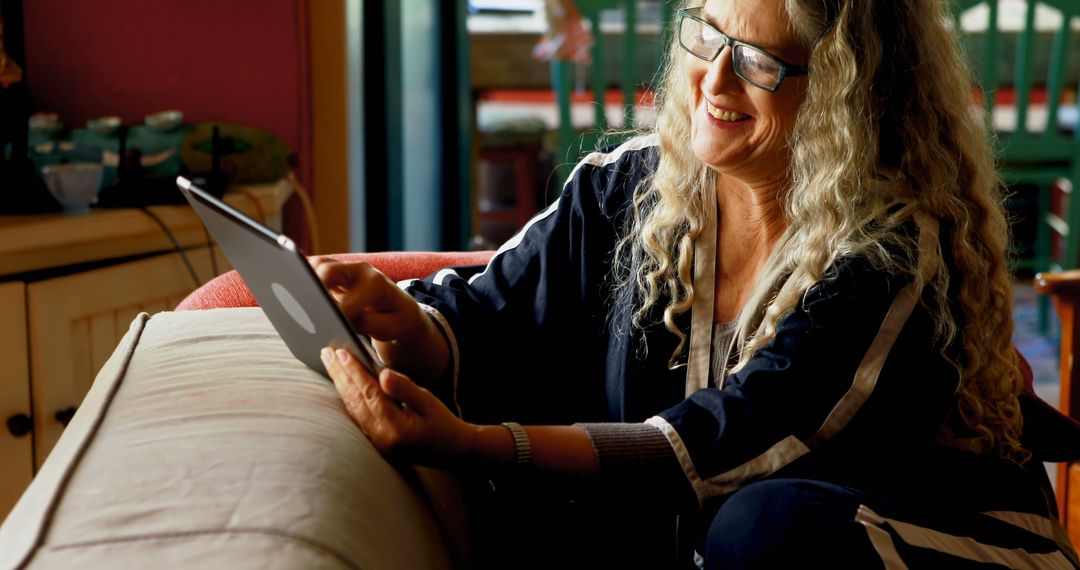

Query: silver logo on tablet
left=271, top=282, right=316, bottom=334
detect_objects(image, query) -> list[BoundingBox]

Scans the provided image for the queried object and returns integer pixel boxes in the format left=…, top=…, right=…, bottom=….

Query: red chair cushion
left=175, top=250, right=495, bottom=311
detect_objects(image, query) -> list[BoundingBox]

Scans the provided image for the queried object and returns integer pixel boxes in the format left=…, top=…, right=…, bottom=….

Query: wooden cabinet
left=0, top=183, right=287, bottom=521
left=0, top=283, right=32, bottom=521
left=25, top=247, right=231, bottom=468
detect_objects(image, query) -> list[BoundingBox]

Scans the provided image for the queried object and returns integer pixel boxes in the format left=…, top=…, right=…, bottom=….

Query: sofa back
left=176, top=250, right=495, bottom=311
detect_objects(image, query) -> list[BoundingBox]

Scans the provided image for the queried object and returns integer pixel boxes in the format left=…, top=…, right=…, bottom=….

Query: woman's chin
left=691, top=140, right=740, bottom=172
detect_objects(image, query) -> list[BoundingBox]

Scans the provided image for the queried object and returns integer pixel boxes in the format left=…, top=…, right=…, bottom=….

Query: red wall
left=22, top=0, right=312, bottom=245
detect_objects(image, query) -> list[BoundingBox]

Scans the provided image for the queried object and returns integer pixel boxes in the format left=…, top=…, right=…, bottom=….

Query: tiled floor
left=1013, top=280, right=1061, bottom=408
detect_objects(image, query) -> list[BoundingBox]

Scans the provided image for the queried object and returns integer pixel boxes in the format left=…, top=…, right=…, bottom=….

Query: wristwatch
left=500, top=421, right=532, bottom=466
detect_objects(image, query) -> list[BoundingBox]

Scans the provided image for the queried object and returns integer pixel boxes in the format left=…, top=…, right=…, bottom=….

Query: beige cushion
left=0, top=308, right=455, bottom=569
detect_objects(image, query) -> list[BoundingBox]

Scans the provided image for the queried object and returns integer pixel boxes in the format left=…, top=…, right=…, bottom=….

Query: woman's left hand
left=321, top=347, right=474, bottom=463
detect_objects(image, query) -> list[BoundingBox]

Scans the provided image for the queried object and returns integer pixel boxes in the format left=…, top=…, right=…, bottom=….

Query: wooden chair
left=952, top=0, right=1080, bottom=327
left=1034, top=270, right=1080, bottom=547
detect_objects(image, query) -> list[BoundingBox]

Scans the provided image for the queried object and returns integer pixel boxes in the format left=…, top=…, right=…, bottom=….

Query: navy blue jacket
left=400, top=136, right=1043, bottom=515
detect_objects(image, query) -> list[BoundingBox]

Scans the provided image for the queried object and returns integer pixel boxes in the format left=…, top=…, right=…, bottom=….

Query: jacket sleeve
left=643, top=255, right=959, bottom=505
left=400, top=139, right=654, bottom=424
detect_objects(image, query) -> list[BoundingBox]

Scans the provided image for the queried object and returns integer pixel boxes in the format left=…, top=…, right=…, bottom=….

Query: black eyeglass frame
left=677, top=7, right=809, bottom=93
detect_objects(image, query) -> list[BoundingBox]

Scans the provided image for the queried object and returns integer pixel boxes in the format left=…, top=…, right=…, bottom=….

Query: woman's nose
left=702, top=46, right=740, bottom=94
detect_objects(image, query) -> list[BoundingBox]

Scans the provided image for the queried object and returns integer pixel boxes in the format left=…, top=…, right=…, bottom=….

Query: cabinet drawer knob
left=55, top=407, right=77, bottom=427
left=6, top=414, right=32, bottom=437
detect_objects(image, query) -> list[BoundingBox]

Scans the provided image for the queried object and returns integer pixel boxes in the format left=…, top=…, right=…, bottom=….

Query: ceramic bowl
left=87, top=116, right=122, bottom=135
left=145, top=110, right=184, bottom=132
left=41, top=163, right=105, bottom=214
left=29, top=112, right=62, bottom=136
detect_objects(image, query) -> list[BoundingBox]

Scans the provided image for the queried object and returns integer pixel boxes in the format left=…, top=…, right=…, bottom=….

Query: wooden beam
left=309, top=0, right=350, bottom=254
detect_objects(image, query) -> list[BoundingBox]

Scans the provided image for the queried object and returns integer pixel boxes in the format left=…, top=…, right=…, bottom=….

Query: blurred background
left=0, top=0, right=677, bottom=256
left=3, top=1, right=1076, bottom=255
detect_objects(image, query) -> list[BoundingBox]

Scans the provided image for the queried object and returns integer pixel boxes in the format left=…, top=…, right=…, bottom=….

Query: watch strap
left=500, top=421, right=532, bottom=466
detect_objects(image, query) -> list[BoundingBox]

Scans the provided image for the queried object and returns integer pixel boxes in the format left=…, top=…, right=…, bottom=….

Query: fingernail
left=336, top=348, right=350, bottom=364
left=320, top=348, right=332, bottom=366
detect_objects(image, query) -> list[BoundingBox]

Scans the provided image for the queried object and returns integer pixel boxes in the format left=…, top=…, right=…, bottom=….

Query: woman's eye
left=745, top=52, right=778, bottom=73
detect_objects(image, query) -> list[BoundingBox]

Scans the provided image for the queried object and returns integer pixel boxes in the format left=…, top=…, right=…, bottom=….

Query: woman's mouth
left=707, top=102, right=751, bottom=122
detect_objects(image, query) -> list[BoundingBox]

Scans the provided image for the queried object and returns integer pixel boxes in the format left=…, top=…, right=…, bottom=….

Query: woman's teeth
left=707, top=104, right=748, bottom=122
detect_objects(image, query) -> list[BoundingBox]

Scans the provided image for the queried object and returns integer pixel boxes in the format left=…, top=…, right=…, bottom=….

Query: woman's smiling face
left=687, top=0, right=809, bottom=183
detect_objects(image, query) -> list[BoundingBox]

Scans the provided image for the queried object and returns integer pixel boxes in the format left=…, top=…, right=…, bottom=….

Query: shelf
left=0, top=181, right=289, bottom=278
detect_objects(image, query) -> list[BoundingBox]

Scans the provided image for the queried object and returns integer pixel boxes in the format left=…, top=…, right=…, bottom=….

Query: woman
left=315, top=0, right=1078, bottom=567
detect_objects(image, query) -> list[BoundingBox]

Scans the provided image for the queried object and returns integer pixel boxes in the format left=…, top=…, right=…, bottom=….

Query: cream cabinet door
left=27, top=247, right=230, bottom=468
left=0, top=282, right=32, bottom=521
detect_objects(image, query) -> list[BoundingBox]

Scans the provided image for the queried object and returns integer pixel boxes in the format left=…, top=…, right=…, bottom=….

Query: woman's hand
left=323, top=346, right=601, bottom=474
left=311, top=257, right=426, bottom=344
left=322, top=346, right=473, bottom=463
left=311, top=257, right=449, bottom=383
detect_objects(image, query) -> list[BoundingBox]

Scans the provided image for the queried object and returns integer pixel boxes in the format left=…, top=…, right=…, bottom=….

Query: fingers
left=310, top=258, right=421, bottom=341
left=333, top=373, right=376, bottom=434
left=311, top=258, right=379, bottom=299
left=324, top=347, right=392, bottom=407
left=324, top=346, right=469, bottom=464
left=322, top=347, right=403, bottom=439
left=379, top=368, right=431, bottom=415
left=310, top=257, right=358, bottom=296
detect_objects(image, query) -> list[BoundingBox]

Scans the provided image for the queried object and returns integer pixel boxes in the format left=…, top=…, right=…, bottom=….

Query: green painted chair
left=952, top=0, right=1080, bottom=327
left=549, top=0, right=646, bottom=184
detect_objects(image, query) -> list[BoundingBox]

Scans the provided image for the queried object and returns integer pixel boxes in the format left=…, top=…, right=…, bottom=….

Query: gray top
left=710, top=320, right=739, bottom=387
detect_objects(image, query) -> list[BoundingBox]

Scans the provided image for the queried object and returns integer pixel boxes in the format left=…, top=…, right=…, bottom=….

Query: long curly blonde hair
left=613, top=0, right=1025, bottom=460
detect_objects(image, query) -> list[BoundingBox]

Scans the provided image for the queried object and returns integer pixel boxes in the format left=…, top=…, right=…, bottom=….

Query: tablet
left=176, top=176, right=382, bottom=378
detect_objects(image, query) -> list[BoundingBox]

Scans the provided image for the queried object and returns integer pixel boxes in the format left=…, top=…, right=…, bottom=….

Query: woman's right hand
left=310, top=257, right=449, bottom=384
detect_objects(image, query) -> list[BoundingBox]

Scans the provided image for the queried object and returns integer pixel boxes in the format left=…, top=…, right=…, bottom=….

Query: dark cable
left=138, top=207, right=202, bottom=287
left=203, top=223, right=219, bottom=277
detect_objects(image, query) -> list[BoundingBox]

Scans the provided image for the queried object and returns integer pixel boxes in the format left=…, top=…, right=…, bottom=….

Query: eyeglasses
left=677, top=7, right=809, bottom=92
